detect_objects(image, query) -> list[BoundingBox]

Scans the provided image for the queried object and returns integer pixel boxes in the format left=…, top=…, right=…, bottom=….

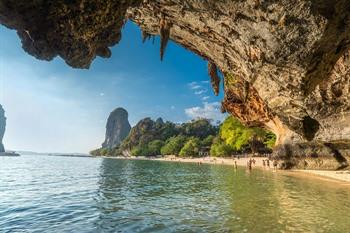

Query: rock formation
left=102, top=107, right=131, bottom=149
left=0, top=104, right=6, bottom=152
left=1, top=0, right=350, bottom=167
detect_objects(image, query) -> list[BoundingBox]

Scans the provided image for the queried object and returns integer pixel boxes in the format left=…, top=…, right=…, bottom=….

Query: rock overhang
left=0, top=0, right=349, bottom=147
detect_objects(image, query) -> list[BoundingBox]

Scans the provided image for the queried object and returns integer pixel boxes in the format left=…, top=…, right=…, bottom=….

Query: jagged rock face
left=121, top=117, right=157, bottom=149
left=128, top=0, right=350, bottom=146
left=1, top=0, right=350, bottom=147
left=102, top=108, right=131, bottom=149
left=0, top=0, right=141, bottom=68
left=0, top=105, right=6, bottom=152
left=274, top=142, right=350, bottom=170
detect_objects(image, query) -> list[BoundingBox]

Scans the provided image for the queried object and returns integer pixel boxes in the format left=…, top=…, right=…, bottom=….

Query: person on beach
left=273, top=160, right=278, bottom=170
left=252, top=159, right=256, bottom=165
left=263, top=159, right=266, bottom=167
left=266, top=159, right=270, bottom=168
left=247, top=159, right=252, bottom=170
left=234, top=160, right=238, bottom=170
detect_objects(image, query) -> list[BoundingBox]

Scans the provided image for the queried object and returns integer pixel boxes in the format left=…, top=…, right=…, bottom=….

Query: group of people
left=244, top=158, right=279, bottom=171
left=246, top=158, right=256, bottom=170
left=262, top=159, right=279, bottom=170
left=196, top=156, right=279, bottom=171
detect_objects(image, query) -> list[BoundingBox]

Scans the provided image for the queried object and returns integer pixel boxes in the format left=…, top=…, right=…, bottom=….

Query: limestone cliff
left=0, top=105, right=6, bottom=152
left=1, top=0, right=350, bottom=168
left=102, top=107, right=131, bottom=149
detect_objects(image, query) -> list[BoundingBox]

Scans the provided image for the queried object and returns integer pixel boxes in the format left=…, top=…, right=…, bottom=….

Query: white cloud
left=202, top=96, right=210, bottom=101
left=188, top=82, right=201, bottom=90
left=194, top=89, right=207, bottom=95
left=191, top=85, right=201, bottom=90
left=201, top=80, right=210, bottom=84
left=185, top=102, right=225, bottom=122
left=170, top=105, right=175, bottom=110
left=100, top=93, right=105, bottom=96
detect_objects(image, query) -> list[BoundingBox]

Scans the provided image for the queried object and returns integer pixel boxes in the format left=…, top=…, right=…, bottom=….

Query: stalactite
left=208, top=62, right=220, bottom=96
left=220, top=101, right=227, bottom=113
left=159, top=15, right=171, bottom=61
left=141, top=30, right=151, bottom=43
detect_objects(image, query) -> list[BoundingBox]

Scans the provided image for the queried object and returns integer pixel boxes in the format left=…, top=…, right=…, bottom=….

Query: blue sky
left=0, top=22, right=225, bottom=153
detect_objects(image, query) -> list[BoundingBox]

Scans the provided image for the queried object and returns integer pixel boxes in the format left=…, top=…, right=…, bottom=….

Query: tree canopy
left=90, top=116, right=276, bottom=157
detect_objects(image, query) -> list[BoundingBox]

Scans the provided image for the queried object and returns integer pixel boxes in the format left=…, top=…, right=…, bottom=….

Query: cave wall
left=128, top=0, right=350, bottom=145
left=0, top=0, right=349, bottom=151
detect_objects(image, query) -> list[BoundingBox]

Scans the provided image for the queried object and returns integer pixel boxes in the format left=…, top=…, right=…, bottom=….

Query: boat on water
left=0, top=152, right=20, bottom=156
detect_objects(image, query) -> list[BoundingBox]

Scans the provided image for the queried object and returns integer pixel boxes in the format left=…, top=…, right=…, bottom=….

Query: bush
left=179, top=137, right=201, bottom=157
left=264, top=132, right=276, bottom=149
left=202, top=135, right=215, bottom=147
left=147, top=140, right=165, bottom=156
left=210, top=138, right=234, bottom=157
left=161, top=135, right=188, bottom=155
left=131, top=145, right=150, bottom=157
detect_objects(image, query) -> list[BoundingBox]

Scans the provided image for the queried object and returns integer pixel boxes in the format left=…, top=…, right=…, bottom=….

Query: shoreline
left=101, top=155, right=350, bottom=184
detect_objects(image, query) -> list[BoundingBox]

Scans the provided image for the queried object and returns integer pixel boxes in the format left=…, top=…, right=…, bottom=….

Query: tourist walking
left=247, top=159, right=252, bottom=170
left=273, top=160, right=278, bottom=170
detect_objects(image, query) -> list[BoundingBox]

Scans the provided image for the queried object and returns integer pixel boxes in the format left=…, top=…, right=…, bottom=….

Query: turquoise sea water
left=1, top=155, right=350, bottom=233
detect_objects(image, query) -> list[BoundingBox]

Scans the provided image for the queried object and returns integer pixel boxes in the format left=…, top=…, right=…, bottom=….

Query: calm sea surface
left=1, top=155, right=350, bottom=233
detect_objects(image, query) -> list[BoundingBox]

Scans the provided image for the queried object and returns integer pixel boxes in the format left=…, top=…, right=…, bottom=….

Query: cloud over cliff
left=185, top=102, right=225, bottom=123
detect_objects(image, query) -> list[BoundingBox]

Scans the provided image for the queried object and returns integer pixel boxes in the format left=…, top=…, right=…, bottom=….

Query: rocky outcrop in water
left=0, top=105, right=6, bottom=152
left=102, top=108, right=131, bottom=149
left=1, top=0, right=350, bottom=167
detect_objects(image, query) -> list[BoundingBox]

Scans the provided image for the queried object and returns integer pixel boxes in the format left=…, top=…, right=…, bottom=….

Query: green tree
left=179, top=137, right=201, bottom=157
left=181, top=118, right=218, bottom=139
left=89, top=148, right=101, bottom=156
left=202, top=135, right=215, bottom=147
left=131, top=145, right=150, bottom=156
left=220, top=117, right=250, bottom=151
left=161, top=135, right=187, bottom=155
left=264, top=132, right=276, bottom=149
left=210, top=137, right=234, bottom=157
left=147, top=140, right=165, bottom=156
left=100, top=148, right=110, bottom=156
left=219, top=116, right=276, bottom=153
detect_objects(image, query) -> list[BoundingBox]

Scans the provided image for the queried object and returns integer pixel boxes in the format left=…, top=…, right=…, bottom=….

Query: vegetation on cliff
left=91, top=116, right=276, bottom=157
left=119, top=117, right=218, bottom=157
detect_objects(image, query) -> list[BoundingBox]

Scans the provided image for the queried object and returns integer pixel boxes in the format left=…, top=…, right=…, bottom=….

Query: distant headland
left=0, top=105, right=20, bottom=156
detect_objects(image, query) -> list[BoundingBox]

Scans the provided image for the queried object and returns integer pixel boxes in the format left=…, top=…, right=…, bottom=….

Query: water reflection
left=1, top=155, right=349, bottom=232
left=95, top=159, right=350, bottom=233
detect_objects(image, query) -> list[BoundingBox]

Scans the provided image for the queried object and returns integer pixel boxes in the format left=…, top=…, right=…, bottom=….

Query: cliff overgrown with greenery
left=90, top=116, right=276, bottom=157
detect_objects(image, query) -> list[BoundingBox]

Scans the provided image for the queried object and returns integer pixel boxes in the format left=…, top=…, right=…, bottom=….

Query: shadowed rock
left=102, top=108, right=131, bottom=149
left=0, top=105, right=6, bottom=152
left=208, top=62, right=220, bottom=96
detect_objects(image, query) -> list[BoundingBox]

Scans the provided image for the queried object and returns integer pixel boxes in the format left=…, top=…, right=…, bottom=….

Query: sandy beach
left=102, top=155, right=350, bottom=184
